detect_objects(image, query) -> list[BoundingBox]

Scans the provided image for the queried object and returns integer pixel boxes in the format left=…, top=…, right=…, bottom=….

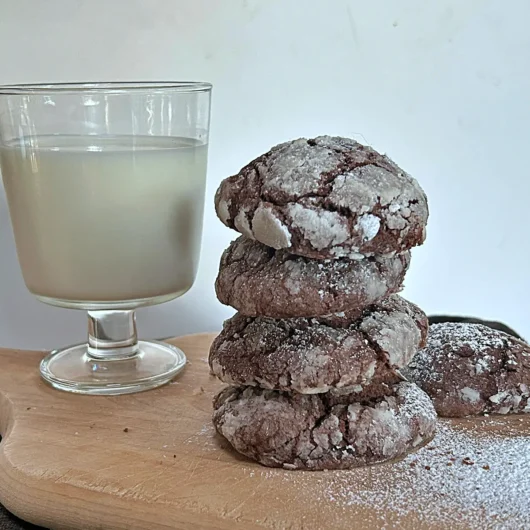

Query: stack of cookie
left=210, top=136, right=437, bottom=470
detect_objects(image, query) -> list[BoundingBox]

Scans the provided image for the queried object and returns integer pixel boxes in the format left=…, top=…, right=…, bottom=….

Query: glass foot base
left=39, top=340, right=187, bottom=395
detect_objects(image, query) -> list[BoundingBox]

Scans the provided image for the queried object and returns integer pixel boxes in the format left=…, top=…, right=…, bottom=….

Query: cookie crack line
left=359, top=322, right=395, bottom=372
left=254, top=193, right=420, bottom=228
left=257, top=159, right=384, bottom=206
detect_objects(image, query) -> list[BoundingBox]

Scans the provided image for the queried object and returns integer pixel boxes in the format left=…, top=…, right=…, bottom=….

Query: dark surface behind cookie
left=0, top=505, right=43, bottom=530
left=0, top=435, right=45, bottom=529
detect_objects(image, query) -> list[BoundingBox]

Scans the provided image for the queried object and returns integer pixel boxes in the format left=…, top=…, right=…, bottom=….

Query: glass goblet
left=0, top=82, right=212, bottom=395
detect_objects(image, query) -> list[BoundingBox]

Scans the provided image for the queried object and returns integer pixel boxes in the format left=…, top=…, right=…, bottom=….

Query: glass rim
left=0, top=81, right=212, bottom=95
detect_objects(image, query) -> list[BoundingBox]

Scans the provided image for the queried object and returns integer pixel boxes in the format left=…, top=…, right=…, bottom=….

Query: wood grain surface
left=0, top=333, right=528, bottom=530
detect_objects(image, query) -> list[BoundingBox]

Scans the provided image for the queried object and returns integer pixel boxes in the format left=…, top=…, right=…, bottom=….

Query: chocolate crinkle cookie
left=215, top=136, right=428, bottom=259
left=209, top=295, right=428, bottom=394
left=216, top=236, right=411, bottom=318
left=402, top=323, right=530, bottom=417
left=213, top=382, right=437, bottom=470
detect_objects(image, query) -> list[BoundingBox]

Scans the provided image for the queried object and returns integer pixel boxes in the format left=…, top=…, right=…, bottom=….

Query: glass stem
left=87, top=310, right=139, bottom=360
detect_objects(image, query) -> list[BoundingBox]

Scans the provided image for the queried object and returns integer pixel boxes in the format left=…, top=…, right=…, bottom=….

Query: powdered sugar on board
left=318, top=420, right=530, bottom=528
left=234, top=417, right=530, bottom=529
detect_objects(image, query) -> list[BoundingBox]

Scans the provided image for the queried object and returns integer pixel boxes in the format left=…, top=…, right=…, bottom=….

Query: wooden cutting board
left=0, top=333, right=529, bottom=530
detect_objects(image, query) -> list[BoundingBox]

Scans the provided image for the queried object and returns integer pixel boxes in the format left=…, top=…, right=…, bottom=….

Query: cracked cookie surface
left=209, top=295, right=428, bottom=394
left=215, top=136, right=428, bottom=259
left=213, top=382, right=436, bottom=470
left=403, top=323, right=530, bottom=417
left=216, top=236, right=410, bottom=317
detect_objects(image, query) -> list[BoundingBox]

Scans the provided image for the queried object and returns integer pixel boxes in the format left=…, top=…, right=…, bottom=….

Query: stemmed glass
left=0, top=82, right=212, bottom=395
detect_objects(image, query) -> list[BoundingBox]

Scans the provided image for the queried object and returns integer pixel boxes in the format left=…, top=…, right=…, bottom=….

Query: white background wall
left=0, top=0, right=529, bottom=350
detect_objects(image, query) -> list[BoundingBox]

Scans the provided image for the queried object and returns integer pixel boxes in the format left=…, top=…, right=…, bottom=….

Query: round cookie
left=216, top=236, right=411, bottom=318
left=209, top=295, right=428, bottom=394
left=215, top=136, right=428, bottom=259
left=402, top=323, right=530, bottom=417
left=213, top=382, right=437, bottom=470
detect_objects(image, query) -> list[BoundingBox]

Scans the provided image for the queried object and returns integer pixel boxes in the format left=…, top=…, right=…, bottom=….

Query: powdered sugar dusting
left=234, top=209, right=254, bottom=239
left=216, top=198, right=231, bottom=224
left=263, top=137, right=342, bottom=198
left=461, top=387, right=481, bottom=403
left=239, top=419, right=530, bottom=529
left=360, top=310, right=422, bottom=369
left=429, top=322, right=506, bottom=353
left=251, top=206, right=292, bottom=249
left=184, top=422, right=218, bottom=452
left=288, top=203, right=349, bottom=251
left=356, top=213, right=381, bottom=242
left=317, top=420, right=530, bottom=528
